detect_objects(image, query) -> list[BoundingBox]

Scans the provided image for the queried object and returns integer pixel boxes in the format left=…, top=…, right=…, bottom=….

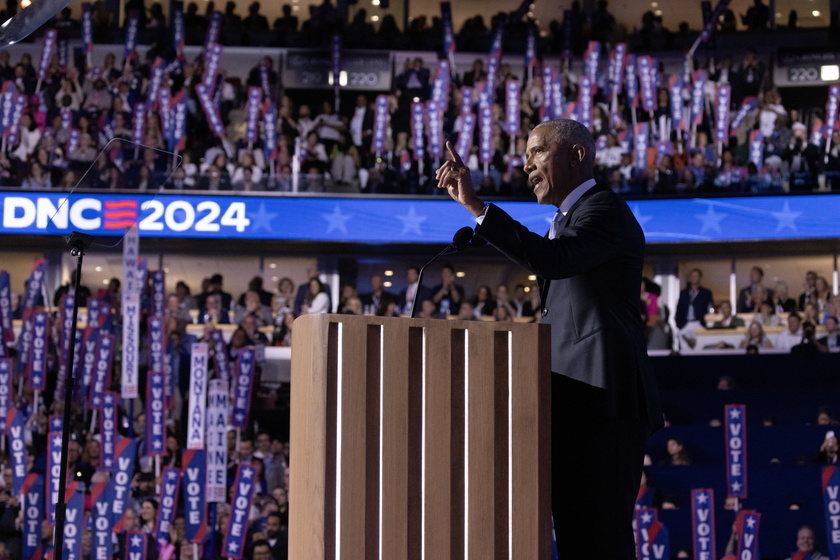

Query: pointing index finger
left=446, top=141, right=465, bottom=166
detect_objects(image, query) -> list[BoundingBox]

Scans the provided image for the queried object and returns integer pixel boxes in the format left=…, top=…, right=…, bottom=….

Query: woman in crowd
left=739, top=321, right=774, bottom=349
left=21, top=161, right=52, bottom=190
left=664, top=438, right=691, bottom=466
left=139, top=498, right=158, bottom=535
left=302, top=278, right=330, bottom=314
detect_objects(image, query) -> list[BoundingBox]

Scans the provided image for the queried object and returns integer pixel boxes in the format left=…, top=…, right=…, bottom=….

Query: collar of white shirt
left=559, top=178, right=598, bottom=215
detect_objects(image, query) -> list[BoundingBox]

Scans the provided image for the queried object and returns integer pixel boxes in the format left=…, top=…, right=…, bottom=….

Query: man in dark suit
left=360, top=275, right=397, bottom=316
left=399, top=265, right=432, bottom=315
left=675, top=268, right=715, bottom=348
left=436, top=120, right=662, bottom=559
left=737, top=266, right=774, bottom=313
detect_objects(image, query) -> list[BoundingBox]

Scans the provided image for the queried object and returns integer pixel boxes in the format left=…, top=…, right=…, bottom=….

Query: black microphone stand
left=53, top=231, right=94, bottom=555
left=409, top=227, right=479, bottom=318
left=409, top=244, right=458, bottom=318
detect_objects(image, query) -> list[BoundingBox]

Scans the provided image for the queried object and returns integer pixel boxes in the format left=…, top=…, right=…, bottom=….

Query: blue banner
left=173, top=3, right=185, bottom=58
left=577, top=76, right=593, bottom=130
left=46, top=430, right=62, bottom=525
left=67, top=128, right=80, bottom=156
left=431, top=59, right=450, bottom=106
left=91, top=481, right=113, bottom=560
left=699, top=0, right=732, bottom=42
left=730, top=96, right=757, bottom=137
left=634, top=122, right=649, bottom=170
left=525, top=23, right=536, bottom=69
left=725, top=404, right=747, bottom=498
left=455, top=113, right=475, bottom=161
left=441, top=2, right=455, bottom=55
left=232, top=347, right=255, bottom=427
left=3, top=93, right=25, bottom=145
left=124, top=12, right=139, bottom=60
left=204, top=11, right=221, bottom=54
left=263, top=102, right=278, bottom=162
left=222, top=464, right=258, bottom=559
left=78, top=327, right=99, bottom=402
left=169, top=91, right=188, bottom=152
left=0, top=359, right=11, bottom=432
left=245, top=87, right=262, bottom=145
left=669, top=76, right=684, bottom=132
left=152, top=270, right=166, bottom=317
left=506, top=80, right=520, bottom=136
left=635, top=507, right=658, bottom=560
left=132, top=102, right=146, bottom=145
left=749, top=130, right=764, bottom=169
left=551, top=73, right=564, bottom=120
left=196, top=83, right=225, bottom=138
left=7, top=409, right=26, bottom=494
left=156, top=467, right=181, bottom=542
left=81, top=3, right=93, bottom=55
left=203, top=43, right=223, bottom=87
left=99, top=391, right=118, bottom=471
left=183, top=449, right=208, bottom=543
left=584, top=41, right=600, bottom=83
left=736, top=511, right=761, bottom=560
left=607, top=43, right=626, bottom=98
left=37, top=29, right=57, bottom=81
left=826, top=85, right=840, bottom=138
left=148, top=316, right=165, bottom=373
left=625, top=54, right=638, bottom=108
left=146, top=371, right=166, bottom=456
left=427, top=100, right=443, bottom=159
left=479, top=103, right=493, bottom=164
left=147, top=58, right=166, bottom=112
left=715, top=84, right=732, bottom=143
left=411, top=102, right=425, bottom=161
left=648, top=522, right=670, bottom=560
left=331, top=34, right=341, bottom=99
left=690, top=70, right=706, bottom=127
left=0, top=271, right=10, bottom=339
left=461, top=86, right=473, bottom=115
left=28, top=311, right=48, bottom=390
left=638, top=56, right=656, bottom=113
left=126, top=532, right=148, bottom=560
left=691, top=489, right=716, bottom=560
left=206, top=380, right=228, bottom=503
left=822, top=467, right=840, bottom=559
left=372, top=94, right=389, bottom=153
left=208, top=329, right=231, bottom=383
left=111, top=437, right=138, bottom=533
left=21, top=474, right=44, bottom=560
left=62, top=482, right=85, bottom=560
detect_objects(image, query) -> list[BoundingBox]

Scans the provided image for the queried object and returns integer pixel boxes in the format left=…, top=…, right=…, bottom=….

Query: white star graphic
left=249, top=202, right=277, bottom=233
left=130, top=534, right=143, bottom=547
left=52, top=436, right=63, bottom=447
left=745, top=516, right=756, bottom=529
left=153, top=441, right=163, bottom=450
left=696, top=493, right=709, bottom=504
left=167, top=471, right=178, bottom=482
left=695, top=204, right=727, bottom=234
left=242, top=467, right=254, bottom=480
left=771, top=201, right=802, bottom=232
left=731, top=481, right=742, bottom=493
left=51, top=418, right=62, bottom=430
left=640, top=511, right=653, bottom=524
left=631, top=204, right=653, bottom=231
left=322, top=205, right=350, bottom=235
left=234, top=412, right=245, bottom=423
left=227, top=541, right=239, bottom=553
left=396, top=204, right=428, bottom=236
left=729, top=408, right=742, bottom=419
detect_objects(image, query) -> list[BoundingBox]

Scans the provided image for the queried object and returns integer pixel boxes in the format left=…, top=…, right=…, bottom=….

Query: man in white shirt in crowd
left=775, top=312, right=804, bottom=352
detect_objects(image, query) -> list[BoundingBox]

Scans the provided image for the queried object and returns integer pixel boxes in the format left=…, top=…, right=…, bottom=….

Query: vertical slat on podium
left=338, top=320, right=372, bottom=559
left=381, top=322, right=423, bottom=560
left=510, top=324, right=551, bottom=559
left=364, top=324, right=382, bottom=560
left=423, top=324, right=464, bottom=560
left=492, top=331, right=510, bottom=558
left=289, top=315, right=337, bottom=559
left=466, top=325, right=499, bottom=560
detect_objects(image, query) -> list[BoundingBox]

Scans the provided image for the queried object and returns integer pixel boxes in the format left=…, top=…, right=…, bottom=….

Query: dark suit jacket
left=475, top=186, right=662, bottom=425
left=675, top=286, right=714, bottom=329
left=737, top=284, right=774, bottom=313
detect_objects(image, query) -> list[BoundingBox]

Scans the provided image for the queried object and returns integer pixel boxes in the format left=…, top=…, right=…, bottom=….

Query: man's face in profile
left=524, top=127, right=575, bottom=207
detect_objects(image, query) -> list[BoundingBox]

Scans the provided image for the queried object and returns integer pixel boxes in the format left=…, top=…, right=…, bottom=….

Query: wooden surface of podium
left=289, top=314, right=551, bottom=560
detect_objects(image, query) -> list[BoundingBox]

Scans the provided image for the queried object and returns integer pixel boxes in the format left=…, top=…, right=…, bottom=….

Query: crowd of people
left=0, top=1, right=832, bottom=197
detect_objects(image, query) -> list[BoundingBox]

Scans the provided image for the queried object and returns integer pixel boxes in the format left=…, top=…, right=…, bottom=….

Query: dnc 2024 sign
left=1, top=191, right=839, bottom=244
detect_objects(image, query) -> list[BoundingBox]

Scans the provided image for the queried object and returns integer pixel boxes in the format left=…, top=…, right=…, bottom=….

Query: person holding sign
left=435, top=119, right=662, bottom=558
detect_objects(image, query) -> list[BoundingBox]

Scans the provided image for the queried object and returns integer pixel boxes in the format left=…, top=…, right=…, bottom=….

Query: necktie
left=548, top=210, right=564, bottom=239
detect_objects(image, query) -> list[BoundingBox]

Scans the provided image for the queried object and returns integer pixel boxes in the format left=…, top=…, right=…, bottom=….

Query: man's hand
left=435, top=141, right=485, bottom=216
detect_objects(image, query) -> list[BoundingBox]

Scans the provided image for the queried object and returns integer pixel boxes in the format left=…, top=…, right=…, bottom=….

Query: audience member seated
left=817, top=316, right=840, bottom=352
left=431, top=264, right=464, bottom=316
left=774, top=312, right=803, bottom=352
left=772, top=280, right=797, bottom=313
left=711, top=300, right=744, bottom=328
left=234, top=290, right=273, bottom=327
left=198, top=293, right=231, bottom=325
left=472, top=285, right=495, bottom=317
left=738, top=321, right=773, bottom=350
left=663, top=438, right=691, bottom=466
left=791, top=321, right=825, bottom=353
left=360, top=275, right=397, bottom=316
left=301, top=278, right=330, bottom=314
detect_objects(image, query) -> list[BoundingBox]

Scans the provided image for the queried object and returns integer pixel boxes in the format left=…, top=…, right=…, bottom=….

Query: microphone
left=409, top=226, right=485, bottom=318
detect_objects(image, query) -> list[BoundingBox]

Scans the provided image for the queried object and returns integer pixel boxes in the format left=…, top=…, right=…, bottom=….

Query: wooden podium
left=289, top=314, right=552, bottom=559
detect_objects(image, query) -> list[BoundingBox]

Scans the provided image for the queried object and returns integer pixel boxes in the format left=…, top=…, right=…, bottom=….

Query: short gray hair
left=532, top=119, right=597, bottom=169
